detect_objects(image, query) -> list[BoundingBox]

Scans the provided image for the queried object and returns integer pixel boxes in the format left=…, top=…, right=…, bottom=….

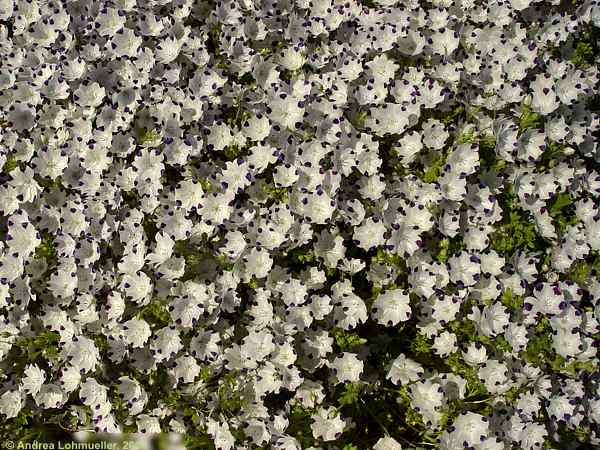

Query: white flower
left=121, top=271, right=152, bottom=305
left=241, top=330, right=275, bottom=362
left=353, top=217, right=386, bottom=251
left=122, top=318, right=152, bottom=348
left=155, top=35, right=182, bottom=64
left=439, top=412, right=489, bottom=450
left=387, top=354, right=424, bottom=385
left=268, top=94, right=304, bottom=129
left=310, top=407, right=346, bottom=442
left=462, top=342, right=487, bottom=366
left=8, top=103, right=36, bottom=132
left=332, top=282, right=368, bottom=330
left=207, top=419, right=236, bottom=450
left=407, top=380, right=444, bottom=423
left=8, top=166, right=41, bottom=203
left=373, top=436, right=402, bottom=450
left=172, top=355, right=200, bottom=384
left=366, top=103, right=417, bottom=135
left=297, top=190, right=337, bottom=224
left=137, top=414, right=162, bottom=434
left=74, top=81, right=106, bottom=108
left=478, top=359, right=510, bottom=394
left=35, top=384, right=65, bottom=409
left=448, top=252, right=481, bottom=287
left=21, top=364, right=46, bottom=396
left=330, top=352, right=363, bottom=383
left=0, top=390, right=22, bottom=418
left=206, top=122, right=234, bottom=152
left=95, top=8, right=126, bottom=37
left=371, top=289, right=412, bottom=326
left=242, top=247, right=273, bottom=281
left=432, top=331, right=457, bottom=357
left=530, top=74, right=560, bottom=115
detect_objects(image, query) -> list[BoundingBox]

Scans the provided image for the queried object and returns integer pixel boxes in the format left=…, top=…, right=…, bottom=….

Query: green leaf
left=548, top=193, right=572, bottom=216
left=372, top=248, right=406, bottom=268
left=35, top=232, right=57, bottom=263
left=572, top=41, right=594, bottom=68
left=339, top=383, right=363, bottom=407
left=446, top=352, right=487, bottom=398
left=518, top=102, right=543, bottom=134
left=137, top=128, right=162, bottom=145
left=223, top=145, right=240, bottom=160
left=333, top=328, right=367, bottom=352
left=3, top=154, right=19, bottom=173
left=433, top=237, right=466, bottom=263
left=410, top=332, right=432, bottom=356
left=490, top=188, right=545, bottom=256
left=138, top=300, right=171, bottom=329
left=500, top=289, right=524, bottom=311
left=418, top=152, right=446, bottom=183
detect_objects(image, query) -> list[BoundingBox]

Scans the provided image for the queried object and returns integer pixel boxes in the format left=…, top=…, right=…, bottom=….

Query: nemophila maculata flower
left=0, top=0, right=598, bottom=448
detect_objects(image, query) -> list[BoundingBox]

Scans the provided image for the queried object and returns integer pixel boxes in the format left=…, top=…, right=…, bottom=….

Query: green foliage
left=433, top=236, right=465, bottom=263
left=478, top=135, right=500, bottom=169
left=35, top=232, right=57, bottom=262
left=568, top=254, right=600, bottom=286
left=522, top=317, right=596, bottom=377
left=163, top=389, right=183, bottom=410
left=446, top=352, right=487, bottom=399
left=184, top=434, right=216, bottom=450
left=372, top=248, right=406, bottom=268
left=456, top=126, right=476, bottom=144
left=397, top=386, right=425, bottom=428
left=339, top=383, right=364, bottom=407
left=518, top=102, right=543, bottom=134
left=490, top=186, right=544, bottom=256
left=417, top=152, right=446, bottom=183
left=500, top=289, right=524, bottom=311
left=410, top=332, right=432, bottom=356
left=93, top=335, right=110, bottom=355
left=223, top=145, right=240, bottom=160
left=199, top=365, right=212, bottom=381
left=142, top=216, right=159, bottom=242
left=138, top=299, right=171, bottom=329
left=448, top=317, right=512, bottom=356
left=441, top=105, right=466, bottom=127
left=280, top=246, right=316, bottom=274
left=360, top=0, right=377, bottom=8
left=174, top=241, right=207, bottom=279
left=122, top=190, right=140, bottom=208
left=12, top=330, right=61, bottom=364
left=350, top=109, right=369, bottom=128
left=548, top=192, right=573, bottom=216
left=523, top=319, right=564, bottom=372
left=198, top=178, right=212, bottom=192
left=547, top=192, right=578, bottom=235
left=568, top=260, right=591, bottom=286
left=572, top=41, right=594, bottom=68
left=137, top=128, right=162, bottom=145
left=206, top=23, right=222, bottom=58
left=333, top=328, right=368, bottom=351
left=3, top=154, right=19, bottom=173
left=0, top=409, right=72, bottom=442
left=245, top=277, right=258, bottom=289
left=264, top=184, right=290, bottom=203
left=217, top=373, right=245, bottom=417
left=287, top=406, right=317, bottom=448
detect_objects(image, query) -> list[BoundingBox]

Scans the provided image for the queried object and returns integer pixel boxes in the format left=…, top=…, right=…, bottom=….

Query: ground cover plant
left=0, top=0, right=599, bottom=449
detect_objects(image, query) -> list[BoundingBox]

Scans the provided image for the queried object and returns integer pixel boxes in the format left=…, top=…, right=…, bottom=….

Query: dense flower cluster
left=0, top=0, right=599, bottom=448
